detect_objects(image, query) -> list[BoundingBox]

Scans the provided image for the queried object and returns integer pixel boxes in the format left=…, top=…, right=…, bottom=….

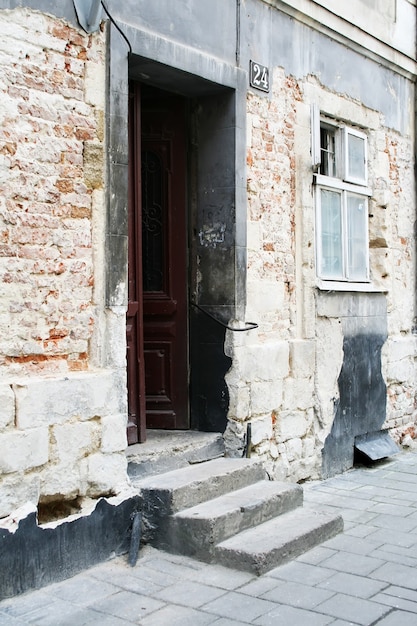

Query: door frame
left=127, top=83, right=146, bottom=444
left=106, top=44, right=245, bottom=444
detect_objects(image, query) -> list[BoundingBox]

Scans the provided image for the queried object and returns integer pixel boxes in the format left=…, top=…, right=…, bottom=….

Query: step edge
left=172, top=481, right=303, bottom=518
left=136, top=457, right=264, bottom=489
left=214, top=511, right=343, bottom=575
left=216, top=509, right=343, bottom=549
left=213, top=509, right=344, bottom=553
left=138, top=458, right=267, bottom=514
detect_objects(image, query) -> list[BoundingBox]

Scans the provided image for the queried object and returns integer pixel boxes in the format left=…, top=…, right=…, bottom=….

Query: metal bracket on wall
left=243, top=422, right=252, bottom=458
left=73, top=0, right=102, bottom=33
left=191, top=301, right=258, bottom=332
left=354, top=430, right=400, bottom=462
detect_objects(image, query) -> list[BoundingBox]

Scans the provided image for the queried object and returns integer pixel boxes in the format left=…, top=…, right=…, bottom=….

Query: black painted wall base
left=0, top=496, right=141, bottom=601
left=190, top=308, right=232, bottom=433
left=322, top=332, right=387, bottom=478
left=319, top=292, right=389, bottom=480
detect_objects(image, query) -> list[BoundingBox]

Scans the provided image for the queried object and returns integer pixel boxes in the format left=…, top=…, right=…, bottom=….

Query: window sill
left=316, top=279, right=387, bottom=293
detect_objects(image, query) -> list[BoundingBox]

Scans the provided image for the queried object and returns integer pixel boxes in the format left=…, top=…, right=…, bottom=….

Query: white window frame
left=315, top=185, right=370, bottom=281
left=312, top=112, right=371, bottom=285
left=343, top=126, right=368, bottom=186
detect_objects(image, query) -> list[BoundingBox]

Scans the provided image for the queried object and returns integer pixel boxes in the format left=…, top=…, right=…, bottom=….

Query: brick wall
left=246, top=68, right=300, bottom=340
left=0, top=8, right=104, bottom=376
left=0, top=8, right=128, bottom=519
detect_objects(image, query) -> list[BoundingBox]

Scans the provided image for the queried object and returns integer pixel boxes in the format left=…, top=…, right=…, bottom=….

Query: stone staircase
left=130, top=455, right=343, bottom=576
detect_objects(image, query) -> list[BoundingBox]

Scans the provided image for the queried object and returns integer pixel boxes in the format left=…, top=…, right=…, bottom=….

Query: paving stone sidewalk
left=2, top=450, right=417, bottom=625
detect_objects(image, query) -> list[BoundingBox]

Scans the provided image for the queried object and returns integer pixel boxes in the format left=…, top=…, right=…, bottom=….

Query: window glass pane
left=347, top=132, right=366, bottom=182
left=320, top=189, right=343, bottom=278
left=347, top=194, right=368, bottom=280
left=320, top=127, right=336, bottom=177
left=142, top=150, right=164, bottom=291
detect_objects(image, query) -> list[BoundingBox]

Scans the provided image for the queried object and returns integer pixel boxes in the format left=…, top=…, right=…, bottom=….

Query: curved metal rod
left=101, top=1, right=132, bottom=53
left=191, top=301, right=258, bottom=332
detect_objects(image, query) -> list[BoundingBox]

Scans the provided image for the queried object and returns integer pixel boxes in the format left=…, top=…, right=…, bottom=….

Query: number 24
left=252, top=64, right=268, bottom=89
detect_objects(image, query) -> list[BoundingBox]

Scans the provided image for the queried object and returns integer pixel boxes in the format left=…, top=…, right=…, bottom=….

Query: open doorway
left=122, top=58, right=241, bottom=445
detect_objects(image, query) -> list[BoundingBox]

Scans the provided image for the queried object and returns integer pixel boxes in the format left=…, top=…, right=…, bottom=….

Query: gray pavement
left=2, top=450, right=417, bottom=625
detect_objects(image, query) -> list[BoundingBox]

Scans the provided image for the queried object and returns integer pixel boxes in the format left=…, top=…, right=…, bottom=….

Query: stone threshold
left=126, top=429, right=226, bottom=480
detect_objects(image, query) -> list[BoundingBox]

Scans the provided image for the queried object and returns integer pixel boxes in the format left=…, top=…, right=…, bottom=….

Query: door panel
left=141, top=92, right=188, bottom=429
left=127, top=85, right=189, bottom=440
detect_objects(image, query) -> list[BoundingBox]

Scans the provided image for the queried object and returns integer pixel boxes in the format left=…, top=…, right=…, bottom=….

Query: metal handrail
left=191, top=301, right=258, bottom=332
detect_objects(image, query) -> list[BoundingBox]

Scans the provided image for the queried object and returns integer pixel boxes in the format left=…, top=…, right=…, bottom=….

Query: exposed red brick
left=5, top=354, right=67, bottom=364
left=55, top=179, right=74, bottom=193
left=75, top=128, right=95, bottom=141
left=48, top=328, right=69, bottom=340
left=70, top=206, right=91, bottom=219
left=0, top=142, right=17, bottom=155
left=68, top=359, right=89, bottom=371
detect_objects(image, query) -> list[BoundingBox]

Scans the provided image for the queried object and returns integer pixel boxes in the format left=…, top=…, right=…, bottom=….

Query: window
left=312, top=110, right=371, bottom=283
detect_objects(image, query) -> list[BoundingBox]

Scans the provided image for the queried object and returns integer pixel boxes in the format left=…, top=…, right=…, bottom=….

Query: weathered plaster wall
left=244, top=0, right=415, bottom=135
left=0, top=8, right=129, bottom=518
left=276, top=0, right=416, bottom=65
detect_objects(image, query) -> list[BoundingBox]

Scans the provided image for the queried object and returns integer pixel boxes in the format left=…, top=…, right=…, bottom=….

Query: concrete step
left=136, top=457, right=266, bottom=542
left=169, top=480, right=303, bottom=561
left=134, top=456, right=343, bottom=573
left=214, top=507, right=344, bottom=575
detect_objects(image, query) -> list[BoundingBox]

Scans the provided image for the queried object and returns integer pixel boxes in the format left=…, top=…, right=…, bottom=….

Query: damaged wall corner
left=0, top=495, right=141, bottom=601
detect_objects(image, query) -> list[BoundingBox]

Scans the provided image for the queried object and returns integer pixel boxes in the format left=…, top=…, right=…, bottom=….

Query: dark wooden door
left=127, top=85, right=189, bottom=441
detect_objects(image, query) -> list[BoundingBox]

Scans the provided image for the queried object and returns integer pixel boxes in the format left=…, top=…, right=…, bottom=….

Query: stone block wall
left=0, top=8, right=128, bottom=519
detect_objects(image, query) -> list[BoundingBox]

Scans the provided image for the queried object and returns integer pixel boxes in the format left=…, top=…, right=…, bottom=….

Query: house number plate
left=249, top=61, right=270, bottom=92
